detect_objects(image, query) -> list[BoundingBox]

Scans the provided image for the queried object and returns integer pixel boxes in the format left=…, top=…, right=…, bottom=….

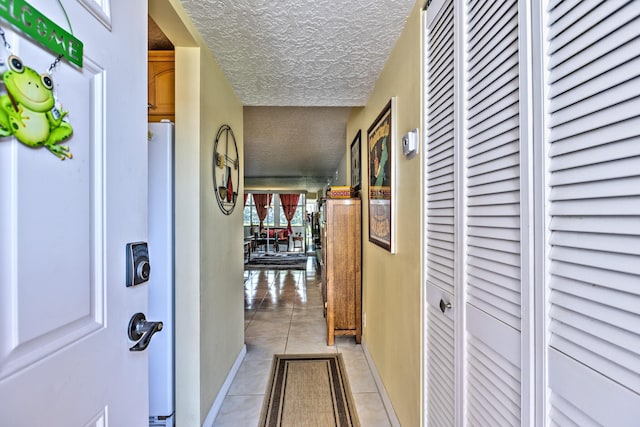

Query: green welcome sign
left=0, top=0, right=83, bottom=67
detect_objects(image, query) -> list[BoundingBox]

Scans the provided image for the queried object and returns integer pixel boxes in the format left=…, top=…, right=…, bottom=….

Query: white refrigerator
left=147, top=121, right=175, bottom=427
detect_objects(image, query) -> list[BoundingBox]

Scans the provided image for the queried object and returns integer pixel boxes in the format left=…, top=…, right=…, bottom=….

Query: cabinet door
left=328, top=201, right=360, bottom=331
left=148, top=51, right=175, bottom=122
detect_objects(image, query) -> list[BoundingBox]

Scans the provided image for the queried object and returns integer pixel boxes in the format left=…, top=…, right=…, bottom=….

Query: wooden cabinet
left=148, top=51, right=175, bottom=122
left=321, top=198, right=361, bottom=345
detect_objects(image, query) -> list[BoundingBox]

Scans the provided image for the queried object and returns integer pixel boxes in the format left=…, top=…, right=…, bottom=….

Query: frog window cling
left=0, top=55, right=73, bottom=160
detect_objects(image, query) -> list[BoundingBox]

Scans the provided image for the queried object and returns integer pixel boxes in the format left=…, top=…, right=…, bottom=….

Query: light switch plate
left=402, top=128, right=419, bottom=159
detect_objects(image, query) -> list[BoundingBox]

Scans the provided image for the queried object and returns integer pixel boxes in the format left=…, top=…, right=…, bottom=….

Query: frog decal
left=0, top=55, right=73, bottom=159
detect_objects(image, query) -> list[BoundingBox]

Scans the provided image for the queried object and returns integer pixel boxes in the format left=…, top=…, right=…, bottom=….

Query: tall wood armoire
left=321, top=198, right=362, bottom=345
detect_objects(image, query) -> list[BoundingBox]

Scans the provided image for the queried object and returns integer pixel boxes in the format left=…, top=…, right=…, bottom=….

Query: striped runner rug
left=259, top=354, right=360, bottom=427
left=245, top=253, right=308, bottom=270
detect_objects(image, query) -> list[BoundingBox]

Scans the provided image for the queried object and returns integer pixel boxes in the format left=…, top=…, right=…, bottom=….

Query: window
left=243, top=193, right=276, bottom=227
left=264, top=206, right=275, bottom=227
left=245, top=193, right=306, bottom=228
left=243, top=195, right=259, bottom=226
left=279, top=194, right=305, bottom=227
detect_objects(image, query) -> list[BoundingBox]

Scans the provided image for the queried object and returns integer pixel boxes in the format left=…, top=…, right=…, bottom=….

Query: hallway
left=212, top=258, right=393, bottom=426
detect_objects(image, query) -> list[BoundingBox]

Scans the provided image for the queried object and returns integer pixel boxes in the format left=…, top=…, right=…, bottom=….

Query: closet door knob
left=439, top=299, right=452, bottom=313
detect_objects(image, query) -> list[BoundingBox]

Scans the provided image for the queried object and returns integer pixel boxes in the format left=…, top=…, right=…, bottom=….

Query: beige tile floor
left=212, top=258, right=392, bottom=426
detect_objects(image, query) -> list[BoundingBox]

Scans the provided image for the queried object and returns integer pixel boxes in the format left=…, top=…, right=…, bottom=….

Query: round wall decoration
left=212, top=124, right=239, bottom=215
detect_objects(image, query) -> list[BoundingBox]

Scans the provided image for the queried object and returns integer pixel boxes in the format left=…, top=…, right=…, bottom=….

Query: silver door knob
left=128, top=312, right=163, bottom=352
left=439, top=299, right=452, bottom=313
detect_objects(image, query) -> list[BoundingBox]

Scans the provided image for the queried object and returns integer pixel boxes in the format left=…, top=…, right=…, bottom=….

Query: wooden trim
left=148, top=50, right=175, bottom=62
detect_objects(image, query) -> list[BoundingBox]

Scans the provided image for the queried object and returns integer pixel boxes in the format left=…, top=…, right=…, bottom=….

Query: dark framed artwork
left=350, top=130, right=361, bottom=191
left=367, top=98, right=395, bottom=253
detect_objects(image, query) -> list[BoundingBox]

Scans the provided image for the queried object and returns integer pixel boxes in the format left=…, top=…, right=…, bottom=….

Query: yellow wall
left=175, top=46, right=203, bottom=426
left=150, top=1, right=245, bottom=425
left=198, top=37, right=245, bottom=425
left=347, top=2, right=423, bottom=425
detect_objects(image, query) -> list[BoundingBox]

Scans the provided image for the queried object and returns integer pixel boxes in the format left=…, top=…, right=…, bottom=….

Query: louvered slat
left=549, top=137, right=640, bottom=170
left=548, top=39, right=639, bottom=103
left=549, top=155, right=640, bottom=186
left=467, top=265, right=520, bottom=294
left=466, top=305, right=522, bottom=426
left=467, top=224, right=519, bottom=242
left=468, top=98, right=518, bottom=139
left=427, top=302, right=455, bottom=426
left=550, top=230, right=640, bottom=256
left=551, top=304, right=640, bottom=359
left=550, top=63, right=640, bottom=118
left=550, top=258, right=638, bottom=296
left=467, top=3, right=518, bottom=74
left=467, top=274, right=520, bottom=306
left=468, top=139, right=519, bottom=169
left=548, top=0, right=636, bottom=63
left=427, top=0, right=455, bottom=296
left=467, top=160, right=519, bottom=185
left=547, top=0, right=640, bottom=418
left=467, top=0, right=504, bottom=43
left=551, top=215, right=639, bottom=235
left=549, top=347, right=640, bottom=425
left=549, top=392, right=600, bottom=427
left=467, top=336, right=521, bottom=425
left=469, top=74, right=518, bottom=128
left=467, top=288, right=520, bottom=327
left=468, top=127, right=519, bottom=156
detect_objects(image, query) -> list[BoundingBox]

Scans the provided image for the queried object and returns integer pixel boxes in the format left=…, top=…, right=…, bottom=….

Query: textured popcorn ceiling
left=148, top=16, right=173, bottom=50
left=243, top=106, right=351, bottom=178
left=180, top=0, right=414, bottom=106
left=174, top=0, right=414, bottom=190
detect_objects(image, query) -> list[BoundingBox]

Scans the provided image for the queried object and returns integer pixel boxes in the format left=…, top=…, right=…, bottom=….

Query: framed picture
left=368, top=98, right=396, bottom=253
left=350, top=130, right=361, bottom=191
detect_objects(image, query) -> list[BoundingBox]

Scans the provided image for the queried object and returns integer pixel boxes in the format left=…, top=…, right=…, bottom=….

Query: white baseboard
left=361, top=342, right=401, bottom=427
left=202, top=344, right=247, bottom=427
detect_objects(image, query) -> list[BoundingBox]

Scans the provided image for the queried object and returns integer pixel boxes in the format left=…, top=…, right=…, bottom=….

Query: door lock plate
left=126, top=242, right=150, bottom=287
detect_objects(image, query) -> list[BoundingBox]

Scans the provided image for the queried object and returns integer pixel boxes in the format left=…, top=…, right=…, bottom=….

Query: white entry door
left=0, top=1, right=149, bottom=426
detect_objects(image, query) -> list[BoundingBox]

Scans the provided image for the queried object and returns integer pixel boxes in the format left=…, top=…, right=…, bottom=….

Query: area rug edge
left=245, top=254, right=308, bottom=270
left=258, top=353, right=360, bottom=427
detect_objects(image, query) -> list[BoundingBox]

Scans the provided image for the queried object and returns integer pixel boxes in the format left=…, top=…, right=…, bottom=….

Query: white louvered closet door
left=545, top=0, right=640, bottom=424
left=424, top=0, right=457, bottom=425
left=465, top=1, right=522, bottom=426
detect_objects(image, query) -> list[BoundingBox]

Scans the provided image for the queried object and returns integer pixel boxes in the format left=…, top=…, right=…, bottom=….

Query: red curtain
left=280, top=194, right=300, bottom=233
left=243, top=193, right=248, bottom=207
left=252, top=193, right=272, bottom=229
